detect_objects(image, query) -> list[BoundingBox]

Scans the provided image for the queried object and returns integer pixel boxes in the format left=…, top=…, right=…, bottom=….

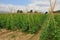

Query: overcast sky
left=0, top=0, right=60, bottom=12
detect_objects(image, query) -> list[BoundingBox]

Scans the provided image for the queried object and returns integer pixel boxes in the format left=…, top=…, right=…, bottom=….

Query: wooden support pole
left=49, top=0, right=56, bottom=14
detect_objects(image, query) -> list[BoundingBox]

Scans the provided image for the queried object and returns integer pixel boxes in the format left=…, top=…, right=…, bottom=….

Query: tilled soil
left=0, top=29, right=41, bottom=40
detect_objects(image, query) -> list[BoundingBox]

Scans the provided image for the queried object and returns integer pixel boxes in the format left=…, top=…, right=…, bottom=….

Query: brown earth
left=0, top=29, right=41, bottom=40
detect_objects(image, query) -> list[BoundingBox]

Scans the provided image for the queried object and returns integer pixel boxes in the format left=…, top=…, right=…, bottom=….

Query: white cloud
left=0, top=4, right=26, bottom=13
left=27, top=0, right=50, bottom=12
left=0, top=0, right=60, bottom=13
left=27, top=0, right=60, bottom=12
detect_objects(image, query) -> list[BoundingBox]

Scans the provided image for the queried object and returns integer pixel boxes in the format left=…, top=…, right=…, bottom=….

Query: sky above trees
left=0, top=0, right=60, bottom=12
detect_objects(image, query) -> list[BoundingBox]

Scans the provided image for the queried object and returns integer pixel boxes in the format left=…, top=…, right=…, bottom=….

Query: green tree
left=17, top=10, right=23, bottom=13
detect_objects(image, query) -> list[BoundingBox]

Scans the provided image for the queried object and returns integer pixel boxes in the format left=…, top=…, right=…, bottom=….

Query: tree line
left=17, top=10, right=40, bottom=13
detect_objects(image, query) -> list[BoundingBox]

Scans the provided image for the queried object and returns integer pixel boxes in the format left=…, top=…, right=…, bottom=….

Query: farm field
left=0, top=13, right=60, bottom=40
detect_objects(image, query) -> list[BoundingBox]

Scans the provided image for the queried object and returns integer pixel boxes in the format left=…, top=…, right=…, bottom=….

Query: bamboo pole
left=49, top=0, right=56, bottom=14
left=49, top=0, right=57, bottom=20
left=49, top=0, right=57, bottom=27
left=52, top=0, right=57, bottom=11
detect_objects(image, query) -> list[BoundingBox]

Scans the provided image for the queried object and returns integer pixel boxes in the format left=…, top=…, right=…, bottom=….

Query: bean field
left=0, top=13, right=46, bottom=33
left=0, top=13, right=60, bottom=40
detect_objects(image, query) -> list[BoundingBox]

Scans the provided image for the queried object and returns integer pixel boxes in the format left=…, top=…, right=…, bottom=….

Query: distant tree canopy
left=34, top=11, right=38, bottom=13
left=27, top=10, right=33, bottom=13
left=17, top=10, right=23, bottom=13
left=30, top=10, right=33, bottom=13
left=53, top=10, right=60, bottom=13
left=45, top=12, right=48, bottom=14
left=45, top=10, right=60, bottom=14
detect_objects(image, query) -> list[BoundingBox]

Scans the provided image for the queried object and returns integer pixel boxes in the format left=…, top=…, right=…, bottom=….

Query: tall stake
left=49, top=0, right=56, bottom=14
left=49, top=0, right=57, bottom=19
left=49, top=0, right=57, bottom=28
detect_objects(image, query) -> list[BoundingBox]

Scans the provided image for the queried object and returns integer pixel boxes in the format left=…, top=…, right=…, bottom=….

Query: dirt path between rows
left=0, top=28, right=41, bottom=40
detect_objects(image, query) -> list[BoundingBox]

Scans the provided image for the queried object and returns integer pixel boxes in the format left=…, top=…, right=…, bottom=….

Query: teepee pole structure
left=49, top=0, right=58, bottom=29
left=49, top=0, right=57, bottom=14
left=49, top=0, right=57, bottom=25
left=52, top=0, right=57, bottom=11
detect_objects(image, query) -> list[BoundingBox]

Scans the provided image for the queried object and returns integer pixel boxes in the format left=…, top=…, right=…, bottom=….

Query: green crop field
left=40, top=14, right=60, bottom=40
left=0, top=13, right=60, bottom=40
left=0, top=13, right=47, bottom=33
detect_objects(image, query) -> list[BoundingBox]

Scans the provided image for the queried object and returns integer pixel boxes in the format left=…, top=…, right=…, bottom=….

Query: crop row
left=40, top=14, right=60, bottom=40
left=0, top=13, right=46, bottom=33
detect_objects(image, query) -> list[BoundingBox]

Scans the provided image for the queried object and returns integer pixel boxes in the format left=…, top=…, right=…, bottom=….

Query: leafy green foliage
left=0, top=13, right=45, bottom=33
left=54, top=15, right=60, bottom=40
left=40, top=14, right=60, bottom=40
left=40, top=14, right=50, bottom=40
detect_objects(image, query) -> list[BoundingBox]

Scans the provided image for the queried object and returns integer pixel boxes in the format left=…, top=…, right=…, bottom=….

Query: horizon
left=0, top=0, right=60, bottom=13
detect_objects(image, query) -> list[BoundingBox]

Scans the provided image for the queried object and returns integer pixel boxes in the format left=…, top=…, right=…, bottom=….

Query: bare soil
left=0, top=29, right=41, bottom=40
